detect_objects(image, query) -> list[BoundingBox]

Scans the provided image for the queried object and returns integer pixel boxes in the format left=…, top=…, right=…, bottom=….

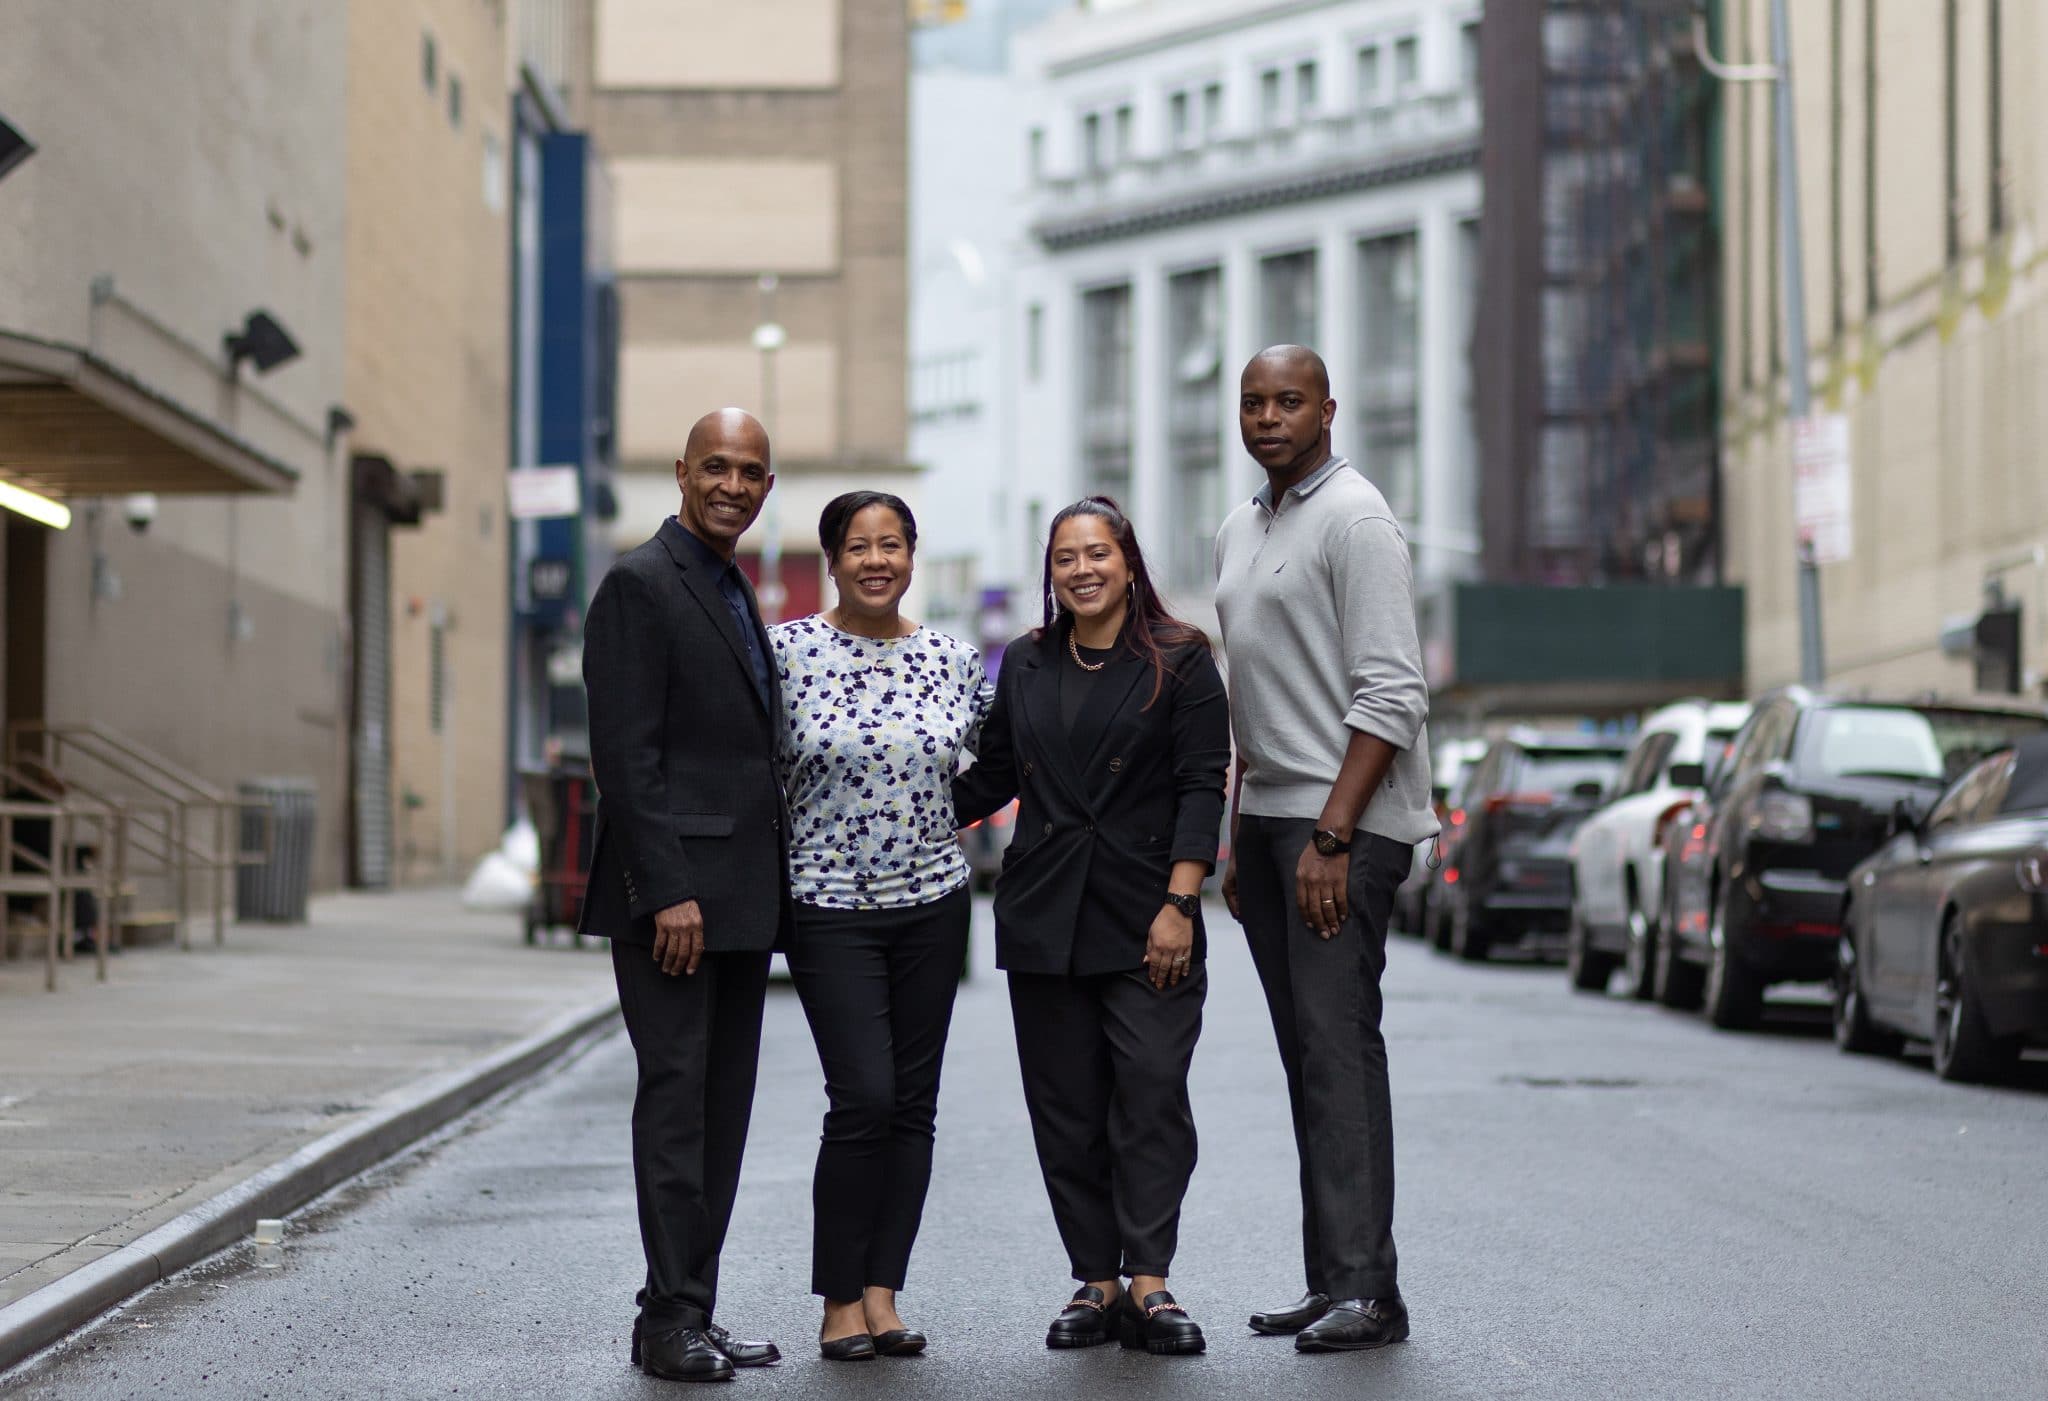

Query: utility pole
left=1695, top=1, right=1825, bottom=685
left=754, top=272, right=786, bottom=623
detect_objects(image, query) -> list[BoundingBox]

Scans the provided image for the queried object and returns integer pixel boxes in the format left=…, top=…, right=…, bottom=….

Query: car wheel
left=1831, top=924, right=1901, bottom=1056
left=1703, top=886, right=1764, bottom=1031
left=1620, top=887, right=1657, bottom=1001
left=1932, top=912, right=2022, bottom=1083
left=1653, top=883, right=1705, bottom=1009
left=1566, top=906, right=1615, bottom=992
left=1451, top=893, right=1491, bottom=962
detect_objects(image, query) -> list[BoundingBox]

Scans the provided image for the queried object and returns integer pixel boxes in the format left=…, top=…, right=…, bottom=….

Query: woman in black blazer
left=954, top=496, right=1229, bottom=1357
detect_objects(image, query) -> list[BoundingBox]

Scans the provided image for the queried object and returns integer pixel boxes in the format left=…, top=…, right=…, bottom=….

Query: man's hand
left=1145, top=904, right=1196, bottom=988
left=652, top=899, right=705, bottom=976
left=1221, top=856, right=1242, bottom=922
left=1295, top=844, right=1349, bottom=939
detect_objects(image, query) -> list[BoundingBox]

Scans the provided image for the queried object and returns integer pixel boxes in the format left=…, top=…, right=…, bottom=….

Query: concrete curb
left=0, top=994, right=622, bottom=1375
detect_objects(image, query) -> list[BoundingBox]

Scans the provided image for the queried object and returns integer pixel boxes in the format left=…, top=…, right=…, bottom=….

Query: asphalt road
left=10, top=899, right=2048, bottom=1400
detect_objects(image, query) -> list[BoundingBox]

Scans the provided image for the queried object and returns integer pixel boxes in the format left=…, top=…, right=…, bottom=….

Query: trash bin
left=237, top=777, right=317, bottom=923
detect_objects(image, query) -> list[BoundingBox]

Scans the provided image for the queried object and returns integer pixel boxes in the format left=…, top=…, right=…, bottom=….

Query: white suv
left=1566, top=699, right=1751, bottom=997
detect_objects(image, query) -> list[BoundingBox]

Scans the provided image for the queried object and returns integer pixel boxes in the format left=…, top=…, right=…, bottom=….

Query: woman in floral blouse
left=768, top=490, right=992, bottom=1362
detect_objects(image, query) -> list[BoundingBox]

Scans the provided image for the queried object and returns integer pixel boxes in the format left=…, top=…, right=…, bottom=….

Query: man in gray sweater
left=1214, top=345, right=1437, bottom=1354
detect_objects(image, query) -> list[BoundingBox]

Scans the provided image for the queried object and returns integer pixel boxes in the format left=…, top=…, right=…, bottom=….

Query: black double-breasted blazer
left=953, top=623, right=1230, bottom=976
left=577, top=518, right=793, bottom=951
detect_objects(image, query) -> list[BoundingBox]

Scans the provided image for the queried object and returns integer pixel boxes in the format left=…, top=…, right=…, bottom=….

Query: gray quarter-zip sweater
left=1213, top=456, right=1438, bottom=845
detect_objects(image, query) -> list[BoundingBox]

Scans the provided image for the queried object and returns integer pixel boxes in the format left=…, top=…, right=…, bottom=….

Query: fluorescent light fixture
left=0, top=478, right=71, bottom=530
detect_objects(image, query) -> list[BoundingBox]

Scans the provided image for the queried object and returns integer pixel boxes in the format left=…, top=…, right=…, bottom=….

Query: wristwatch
left=1164, top=892, right=1202, bottom=918
left=1312, top=828, right=1352, bottom=857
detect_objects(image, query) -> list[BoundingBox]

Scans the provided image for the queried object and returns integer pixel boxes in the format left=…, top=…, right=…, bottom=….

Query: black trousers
left=786, top=886, right=971, bottom=1302
left=1008, top=961, right=1205, bottom=1281
left=611, top=940, right=772, bottom=1330
left=1237, top=814, right=1412, bottom=1302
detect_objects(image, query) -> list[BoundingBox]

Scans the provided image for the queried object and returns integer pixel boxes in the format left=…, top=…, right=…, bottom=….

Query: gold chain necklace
left=1067, top=632, right=1109, bottom=672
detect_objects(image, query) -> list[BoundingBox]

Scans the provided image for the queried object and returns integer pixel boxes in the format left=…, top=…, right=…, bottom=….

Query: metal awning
left=0, top=331, right=299, bottom=498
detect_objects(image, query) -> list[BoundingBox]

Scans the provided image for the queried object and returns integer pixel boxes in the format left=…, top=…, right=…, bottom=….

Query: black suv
left=1438, top=730, right=1629, bottom=962
left=1660, top=688, right=2048, bottom=1029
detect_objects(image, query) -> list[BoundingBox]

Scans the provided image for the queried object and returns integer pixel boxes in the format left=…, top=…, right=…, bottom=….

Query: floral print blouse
left=769, top=616, right=994, bottom=910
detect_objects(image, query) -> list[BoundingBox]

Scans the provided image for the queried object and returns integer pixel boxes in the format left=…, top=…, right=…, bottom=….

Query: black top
left=1059, top=640, right=1119, bottom=733
left=670, top=516, right=772, bottom=705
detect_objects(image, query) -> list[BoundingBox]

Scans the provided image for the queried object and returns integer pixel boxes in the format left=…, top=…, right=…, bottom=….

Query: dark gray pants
left=1237, top=814, right=1411, bottom=1301
left=1008, top=963, right=1205, bottom=1281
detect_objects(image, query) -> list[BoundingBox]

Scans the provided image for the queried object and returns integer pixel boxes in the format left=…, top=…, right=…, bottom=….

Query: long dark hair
left=1036, top=495, right=1210, bottom=708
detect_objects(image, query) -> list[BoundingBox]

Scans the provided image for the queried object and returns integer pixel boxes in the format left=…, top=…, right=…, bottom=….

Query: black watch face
left=1314, top=831, right=1344, bottom=856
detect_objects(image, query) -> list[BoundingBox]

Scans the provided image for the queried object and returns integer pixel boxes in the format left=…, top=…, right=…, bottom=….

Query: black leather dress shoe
left=871, top=1328, right=927, bottom=1356
left=704, top=1323, right=780, bottom=1367
left=1045, top=1286, right=1118, bottom=1349
left=1295, top=1296, right=1410, bottom=1353
left=1118, top=1290, right=1205, bottom=1355
left=819, top=1332, right=878, bottom=1361
left=1248, top=1291, right=1332, bottom=1335
left=636, top=1324, right=735, bottom=1382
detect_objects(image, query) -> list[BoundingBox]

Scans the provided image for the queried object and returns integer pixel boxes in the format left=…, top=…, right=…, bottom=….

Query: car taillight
left=1444, top=866, right=1461, bottom=885
left=1752, top=791, right=1814, bottom=843
left=1484, top=792, right=1555, bottom=815
left=2019, top=846, right=2048, bottom=894
left=1652, top=801, right=1694, bottom=850
left=992, top=807, right=1014, bottom=828
left=1449, top=807, right=1467, bottom=827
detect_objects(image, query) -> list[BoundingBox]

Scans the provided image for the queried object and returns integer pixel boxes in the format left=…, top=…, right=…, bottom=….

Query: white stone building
left=1007, top=0, right=1485, bottom=630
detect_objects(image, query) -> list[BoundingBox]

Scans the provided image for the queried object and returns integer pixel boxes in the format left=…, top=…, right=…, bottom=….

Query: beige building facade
left=1720, top=0, right=2048, bottom=698
left=0, top=2, right=353, bottom=889
left=345, top=1, right=514, bottom=883
left=583, top=0, right=915, bottom=616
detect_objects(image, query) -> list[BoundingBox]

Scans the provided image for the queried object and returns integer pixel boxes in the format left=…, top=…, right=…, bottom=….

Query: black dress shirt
left=670, top=516, right=771, bottom=705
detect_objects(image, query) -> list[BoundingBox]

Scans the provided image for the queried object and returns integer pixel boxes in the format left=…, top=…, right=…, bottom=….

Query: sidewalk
left=0, top=887, right=618, bottom=1315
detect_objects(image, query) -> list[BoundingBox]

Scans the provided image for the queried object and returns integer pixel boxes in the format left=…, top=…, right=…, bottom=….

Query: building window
left=448, top=73, right=464, bottom=129
left=1026, top=303, right=1044, bottom=382
left=1259, top=250, right=1318, bottom=348
left=422, top=31, right=438, bottom=93
left=1082, top=112, right=1102, bottom=173
left=1394, top=35, right=1420, bottom=92
left=1201, top=81, right=1223, bottom=135
left=1169, top=90, right=1190, bottom=147
left=1296, top=60, right=1319, bottom=117
left=1358, top=232, right=1421, bottom=522
left=1028, top=126, right=1044, bottom=180
left=1260, top=68, right=1283, bottom=128
left=1167, top=267, right=1225, bottom=589
left=1356, top=45, right=1381, bottom=106
left=1460, top=21, right=1481, bottom=90
left=912, top=349, right=983, bottom=422
left=1080, top=285, right=1134, bottom=503
left=1113, top=103, right=1134, bottom=163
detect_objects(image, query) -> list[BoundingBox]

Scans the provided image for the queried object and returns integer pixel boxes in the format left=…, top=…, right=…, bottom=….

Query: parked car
left=1658, top=688, right=2048, bottom=1030
left=1437, top=730, right=1630, bottom=961
left=1835, top=731, right=2048, bottom=1081
left=1566, top=700, right=1751, bottom=997
left=1395, top=737, right=1487, bottom=937
left=959, top=799, right=1017, bottom=892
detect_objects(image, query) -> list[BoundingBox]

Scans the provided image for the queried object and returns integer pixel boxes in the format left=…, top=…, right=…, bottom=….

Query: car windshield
left=1812, top=706, right=2048, bottom=783
left=1520, top=750, right=1624, bottom=793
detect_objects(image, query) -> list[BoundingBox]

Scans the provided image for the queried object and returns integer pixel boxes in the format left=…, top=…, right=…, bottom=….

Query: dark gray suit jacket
left=577, top=518, right=792, bottom=951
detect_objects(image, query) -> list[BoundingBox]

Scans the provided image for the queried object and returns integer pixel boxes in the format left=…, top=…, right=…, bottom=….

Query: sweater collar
left=1252, top=455, right=1350, bottom=514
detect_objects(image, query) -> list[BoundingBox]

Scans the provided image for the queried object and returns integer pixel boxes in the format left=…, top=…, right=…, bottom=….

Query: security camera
left=122, top=492, right=158, bottom=534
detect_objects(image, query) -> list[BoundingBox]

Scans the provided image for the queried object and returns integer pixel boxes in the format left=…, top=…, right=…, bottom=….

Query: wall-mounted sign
left=1792, top=414, right=1853, bottom=566
left=508, top=465, right=581, bottom=521
left=529, top=557, right=574, bottom=603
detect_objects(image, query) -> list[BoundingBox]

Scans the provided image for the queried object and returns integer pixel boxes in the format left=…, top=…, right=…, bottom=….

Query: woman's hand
left=1145, top=903, right=1195, bottom=988
left=1221, top=855, right=1241, bottom=921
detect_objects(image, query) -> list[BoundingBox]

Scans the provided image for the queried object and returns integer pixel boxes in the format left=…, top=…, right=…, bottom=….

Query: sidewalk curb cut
left=0, top=993, right=622, bottom=1375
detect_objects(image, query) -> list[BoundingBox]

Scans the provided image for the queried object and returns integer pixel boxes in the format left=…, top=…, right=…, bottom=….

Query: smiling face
left=675, top=413, right=772, bottom=556
left=1239, top=350, right=1335, bottom=482
left=829, top=503, right=914, bottom=622
left=1049, top=512, right=1131, bottom=629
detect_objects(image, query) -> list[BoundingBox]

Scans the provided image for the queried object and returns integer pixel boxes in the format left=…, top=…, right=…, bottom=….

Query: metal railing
left=5, top=721, right=271, bottom=951
left=0, top=760, right=138, bottom=986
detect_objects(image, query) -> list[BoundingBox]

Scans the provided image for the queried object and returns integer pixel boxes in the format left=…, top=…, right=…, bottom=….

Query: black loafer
left=1119, top=1290, right=1205, bottom=1355
left=1046, top=1285, right=1118, bottom=1348
left=704, top=1323, right=780, bottom=1367
left=820, top=1332, right=877, bottom=1361
left=1295, top=1296, right=1410, bottom=1353
left=872, top=1328, right=927, bottom=1356
left=1248, top=1291, right=1331, bottom=1335
left=636, top=1324, right=735, bottom=1382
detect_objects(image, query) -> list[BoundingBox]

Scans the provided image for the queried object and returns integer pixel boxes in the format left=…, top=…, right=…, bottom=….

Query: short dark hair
left=818, top=491, right=917, bottom=561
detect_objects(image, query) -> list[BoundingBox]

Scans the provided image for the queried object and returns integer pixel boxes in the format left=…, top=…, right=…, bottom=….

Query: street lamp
left=1694, top=2, right=1825, bottom=686
left=753, top=273, right=786, bottom=621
